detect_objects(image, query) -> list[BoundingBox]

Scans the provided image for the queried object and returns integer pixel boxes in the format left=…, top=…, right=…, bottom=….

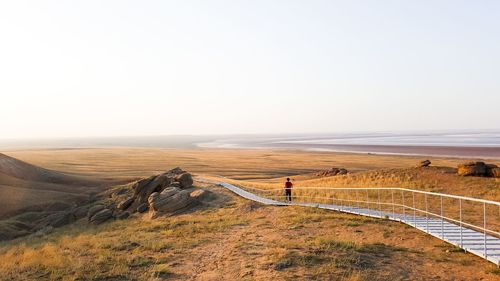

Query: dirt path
left=189, top=225, right=247, bottom=280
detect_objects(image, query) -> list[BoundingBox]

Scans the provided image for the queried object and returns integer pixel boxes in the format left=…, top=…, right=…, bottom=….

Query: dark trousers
left=285, top=189, right=292, bottom=201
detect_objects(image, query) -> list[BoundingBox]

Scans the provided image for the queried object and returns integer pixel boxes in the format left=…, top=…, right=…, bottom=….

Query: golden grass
left=0, top=185, right=498, bottom=280
left=0, top=199, right=247, bottom=280
left=0, top=147, right=499, bottom=280
left=5, top=147, right=497, bottom=180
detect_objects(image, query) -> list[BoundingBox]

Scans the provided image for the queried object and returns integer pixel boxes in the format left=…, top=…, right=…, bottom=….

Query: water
left=273, top=131, right=500, bottom=147
left=197, top=130, right=500, bottom=159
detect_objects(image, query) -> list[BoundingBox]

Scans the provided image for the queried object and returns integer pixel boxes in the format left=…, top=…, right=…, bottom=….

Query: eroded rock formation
left=316, top=168, right=348, bottom=177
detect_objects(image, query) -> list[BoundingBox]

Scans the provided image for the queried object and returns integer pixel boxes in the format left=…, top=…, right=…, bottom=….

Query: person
left=284, top=178, right=293, bottom=202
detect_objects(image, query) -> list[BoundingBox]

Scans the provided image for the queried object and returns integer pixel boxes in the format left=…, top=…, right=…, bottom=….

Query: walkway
left=211, top=181, right=500, bottom=266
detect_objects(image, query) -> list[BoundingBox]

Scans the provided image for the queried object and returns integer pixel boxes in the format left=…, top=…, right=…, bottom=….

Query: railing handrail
left=265, top=194, right=500, bottom=238
left=202, top=178, right=500, bottom=265
left=244, top=186, right=500, bottom=206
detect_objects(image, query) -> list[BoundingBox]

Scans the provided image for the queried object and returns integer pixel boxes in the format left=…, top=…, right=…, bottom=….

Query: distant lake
left=197, top=130, right=500, bottom=159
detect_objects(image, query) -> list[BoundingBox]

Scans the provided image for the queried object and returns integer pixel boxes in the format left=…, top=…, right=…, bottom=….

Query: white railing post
left=441, top=196, right=444, bottom=239
left=348, top=190, right=351, bottom=209
left=402, top=190, right=406, bottom=222
left=391, top=189, right=395, bottom=219
left=340, top=191, right=344, bottom=210
left=412, top=192, right=416, bottom=226
left=484, top=202, right=487, bottom=258
left=425, top=194, right=429, bottom=233
left=366, top=189, right=369, bottom=210
left=356, top=190, right=360, bottom=210
left=378, top=189, right=382, bottom=218
left=459, top=199, right=463, bottom=248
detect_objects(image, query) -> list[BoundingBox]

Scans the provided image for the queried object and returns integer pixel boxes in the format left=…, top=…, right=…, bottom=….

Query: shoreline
left=197, top=143, right=500, bottom=160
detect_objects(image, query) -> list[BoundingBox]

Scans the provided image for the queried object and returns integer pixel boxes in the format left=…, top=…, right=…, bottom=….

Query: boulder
left=161, top=187, right=179, bottom=197
left=117, top=211, right=130, bottom=220
left=175, top=173, right=193, bottom=189
left=72, top=205, right=90, bottom=220
left=190, top=189, right=209, bottom=202
left=148, top=188, right=193, bottom=214
left=117, top=197, right=134, bottom=210
left=89, top=209, right=113, bottom=225
left=419, top=160, right=431, bottom=167
left=457, top=162, right=486, bottom=176
left=337, top=168, right=348, bottom=175
left=485, top=164, right=499, bottom=177
left=87, top=205, right=106, bottom=220
left=166, top=167, right=184, bottom=176
left=489, top=167, right=500, bottom=178
left=170, top=182, right=182, bottom=188
left=137, top=203, right=148, bottom=213
left=134, top=174, right=173, bottom=204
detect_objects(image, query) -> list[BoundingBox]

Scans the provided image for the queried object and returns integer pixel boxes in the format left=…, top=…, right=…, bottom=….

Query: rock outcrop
left=89, top=208, right=113, bottom=225
left=490, top=168, right=500, bottom=178
left=117, top=211, right=130, bottom=220
left=148, top=187, right=193, bottom=215
left=175, top=172, right=194, bottom=189
left=486, top=164, right=500, bottom=178
left=418, top=160, right=431, bottom=167
left=457, top=162, right=487, bottom=176
left=117, top=197, right=134, bottom=210
left=128, top=168, right=193, bottom=210
left=104, top=167, right=198, bottom=220
left=457, top=162, right=500, bottom=177
left=87, top=205, right=106, bottom=220
left=137, top=203, right=148, bottom=213
left=316, top=168, right=348, bottom=177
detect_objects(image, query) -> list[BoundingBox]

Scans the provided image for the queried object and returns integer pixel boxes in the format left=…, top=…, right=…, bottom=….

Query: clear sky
left=1, top=1, right=499, bottom=139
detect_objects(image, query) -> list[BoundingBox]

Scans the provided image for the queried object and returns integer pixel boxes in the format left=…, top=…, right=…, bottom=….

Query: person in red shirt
left=285, top=178, right=293, bottom=202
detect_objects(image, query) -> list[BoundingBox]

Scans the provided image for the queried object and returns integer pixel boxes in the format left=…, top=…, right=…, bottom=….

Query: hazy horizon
left=1, top=1, right=500, bottom=139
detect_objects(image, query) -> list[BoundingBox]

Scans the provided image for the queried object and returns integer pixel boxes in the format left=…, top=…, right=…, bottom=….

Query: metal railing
left=232, top=184, right=500, bottom=265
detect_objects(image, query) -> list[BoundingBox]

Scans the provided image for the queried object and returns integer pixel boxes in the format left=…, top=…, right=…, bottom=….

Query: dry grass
left=0, top=148, right=499, bottom=280
left=207, top=166, right=500, bottom=234
left=5, top=147, right=497, bottom=180
left=0, top=191, right=246, bottom=280
left=0, top=185, right=498, bottom=280
left=207, top=167, right=499, bottom=200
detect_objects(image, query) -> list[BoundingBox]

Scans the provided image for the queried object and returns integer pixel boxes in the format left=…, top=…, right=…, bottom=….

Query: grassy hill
left=0, top=153, right=116, bottom=219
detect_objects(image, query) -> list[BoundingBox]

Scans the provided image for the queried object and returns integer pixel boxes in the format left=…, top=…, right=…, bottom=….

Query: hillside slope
left=0, top=153, right=113, bottom=219
left=0, top=153, right=103, bottom=186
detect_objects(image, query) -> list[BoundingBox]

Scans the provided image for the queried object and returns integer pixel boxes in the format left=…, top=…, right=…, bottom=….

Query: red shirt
left=285, top=181, right=293, bottom=189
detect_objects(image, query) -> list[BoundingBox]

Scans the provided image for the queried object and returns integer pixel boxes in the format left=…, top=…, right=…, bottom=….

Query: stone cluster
left=87, top=167, right=196, bottom=224
left=457, top=162, right=500, bottom=177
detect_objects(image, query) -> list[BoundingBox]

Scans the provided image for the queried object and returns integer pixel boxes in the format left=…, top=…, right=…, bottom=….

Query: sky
left=0, top=0, right=499, bottom=139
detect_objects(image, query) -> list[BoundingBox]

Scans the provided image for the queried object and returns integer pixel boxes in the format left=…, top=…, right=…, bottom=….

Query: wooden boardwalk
left=214, top=181, right=500, bottom=266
